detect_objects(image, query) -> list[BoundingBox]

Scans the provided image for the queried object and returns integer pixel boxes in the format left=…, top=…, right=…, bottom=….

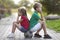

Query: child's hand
left=41, top=17, right=45, bottom=21
left=17, top=19, right=23, bottom=23
left=40, top=18, right=43, bottom=21
left=16, top=21, right=20, bottom=24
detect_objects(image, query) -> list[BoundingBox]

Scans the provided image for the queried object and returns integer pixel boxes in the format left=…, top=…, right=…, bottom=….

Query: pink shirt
left=20, top=16, right=29, bottom=30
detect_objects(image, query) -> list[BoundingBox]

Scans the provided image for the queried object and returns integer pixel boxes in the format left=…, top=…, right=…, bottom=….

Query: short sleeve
left=34, top=13, right=40, bottom=20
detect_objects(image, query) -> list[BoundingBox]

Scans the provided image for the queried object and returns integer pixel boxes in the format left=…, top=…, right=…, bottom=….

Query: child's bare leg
left=41, top=21, right=47, bottom=35
left=12, top=22, right=21, bottom=33
left=35, top=21, right=51, bottom=38
left=12, top=22, right=17, bottom=33
left=8, top=22, right=21, bottom=37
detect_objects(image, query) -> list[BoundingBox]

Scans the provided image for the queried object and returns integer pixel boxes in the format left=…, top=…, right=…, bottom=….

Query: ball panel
left=24, top=31, right=33, bottom=38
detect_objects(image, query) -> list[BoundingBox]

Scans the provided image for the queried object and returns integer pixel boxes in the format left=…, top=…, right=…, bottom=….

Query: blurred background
left=0, top=0, right=60, bottom=32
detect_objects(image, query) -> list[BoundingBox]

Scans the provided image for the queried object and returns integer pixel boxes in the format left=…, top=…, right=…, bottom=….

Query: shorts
left=30, top=23, right=41, bottom=32
left=19, top=26, right=27, bottom=33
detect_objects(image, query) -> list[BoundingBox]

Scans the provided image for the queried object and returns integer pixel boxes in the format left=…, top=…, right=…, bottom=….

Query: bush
left=4, top=13, right=10, bottom=17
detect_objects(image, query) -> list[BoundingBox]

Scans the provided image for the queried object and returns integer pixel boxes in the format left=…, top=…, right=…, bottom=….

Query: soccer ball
left=24, top=31, right=33, bottom=38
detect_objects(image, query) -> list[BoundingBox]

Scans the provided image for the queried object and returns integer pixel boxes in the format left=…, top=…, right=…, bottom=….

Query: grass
left=46, top=19, right=60, bottom=32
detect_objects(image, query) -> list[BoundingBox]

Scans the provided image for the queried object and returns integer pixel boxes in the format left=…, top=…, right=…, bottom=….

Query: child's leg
left=8, top=21, right=27, bottom=38
left=35, top=21, right=52, bottom=38
left=30, top=23, right=41, bottom=32
left=12, top=22, right=17, bottom=33
left=36, top=21, right=47, bottom=35
left=11, top=21, right=21, bottom=33
left=29, top=23, right=42, bottom=38
left=42, top=21, right=47, bottom=35
left=20, top=26, right=27, bottom=33
left=12, top=21, right=27, bottom=33
left=35, top=21, right=43, bottom=34
left=7, top=21, right=21, bottom=38
left=35, top=25, right=42, bottom=34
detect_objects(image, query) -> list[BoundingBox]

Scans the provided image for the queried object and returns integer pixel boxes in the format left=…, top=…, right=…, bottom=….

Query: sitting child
left=8, top=7, right=29, bottom=38
left=28, top=2, right=52, bottom=39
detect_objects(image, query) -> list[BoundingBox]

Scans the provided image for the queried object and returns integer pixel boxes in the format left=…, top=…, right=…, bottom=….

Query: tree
left=0, top=0, right=16, bottom=18
left=0, top=0, right=16, bottom=8
left=18, top=0, right=32, bottom=8
left=40, top=0, right=60, bottom=15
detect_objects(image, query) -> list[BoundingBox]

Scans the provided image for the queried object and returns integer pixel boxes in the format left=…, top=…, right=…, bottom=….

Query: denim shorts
left=19, top=26, right=27, bottom=33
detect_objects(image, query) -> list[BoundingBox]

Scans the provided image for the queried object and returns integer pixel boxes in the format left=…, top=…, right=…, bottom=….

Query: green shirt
left=29, top=11, right=40, bottom=30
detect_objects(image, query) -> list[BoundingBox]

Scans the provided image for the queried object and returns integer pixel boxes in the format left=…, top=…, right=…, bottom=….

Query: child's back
left=20, top=16, right=29, bottom=30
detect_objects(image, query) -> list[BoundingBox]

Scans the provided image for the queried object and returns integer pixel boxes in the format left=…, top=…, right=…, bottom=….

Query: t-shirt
left=20, top=16, right=29, bottom=30
left=29, top=11, right=40, bottom=30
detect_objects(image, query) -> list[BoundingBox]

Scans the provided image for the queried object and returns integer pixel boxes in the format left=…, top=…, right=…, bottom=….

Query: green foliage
left=0, top=0, right=16, bottom=8
left=18, top=0, right=32, bottom=9
left=4, top=13, right=10, bottom=17
left=40, top=0, right=60, bottom=15
left=46, top=19, right=60, bottom=32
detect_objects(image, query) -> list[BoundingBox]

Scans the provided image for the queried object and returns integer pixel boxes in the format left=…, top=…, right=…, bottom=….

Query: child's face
left=18, top=12, right=22, bottom=16
left=36, top=5, right=42, bottom=13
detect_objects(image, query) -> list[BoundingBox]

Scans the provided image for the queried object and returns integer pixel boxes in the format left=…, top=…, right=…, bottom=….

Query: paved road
left=0, top=13, right=60, bottom=40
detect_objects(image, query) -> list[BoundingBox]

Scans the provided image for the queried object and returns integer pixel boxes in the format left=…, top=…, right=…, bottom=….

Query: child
left=8, top=7, right=29, bottom=38
left=29, top=2, right=52, bottom=39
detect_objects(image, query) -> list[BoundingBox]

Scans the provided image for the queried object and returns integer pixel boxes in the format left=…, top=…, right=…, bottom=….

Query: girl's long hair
left=18, top=8, right=27, bottom=17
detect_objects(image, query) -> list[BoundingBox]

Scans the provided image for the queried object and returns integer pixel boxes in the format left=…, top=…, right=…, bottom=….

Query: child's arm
left=16, top=16, right=20, bottom=24
left=39, top=8, right=45, bottom=21
left=16, top=15, right=23, bottom=24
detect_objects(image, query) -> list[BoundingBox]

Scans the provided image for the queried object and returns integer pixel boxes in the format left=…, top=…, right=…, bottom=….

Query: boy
left=29, top=2, right=52, bottom=39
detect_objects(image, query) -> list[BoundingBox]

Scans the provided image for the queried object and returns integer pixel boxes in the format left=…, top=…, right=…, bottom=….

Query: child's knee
left=13, top=22, right=16, bottom=25
left=41, top=21, right=45, bottom=24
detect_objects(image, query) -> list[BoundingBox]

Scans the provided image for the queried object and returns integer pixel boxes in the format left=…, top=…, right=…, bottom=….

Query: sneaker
left=44, top=34, right=52, bottom=39
left=7, top=33, right=14, bottom=38
left=34, top=33, right=42, bottom=38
